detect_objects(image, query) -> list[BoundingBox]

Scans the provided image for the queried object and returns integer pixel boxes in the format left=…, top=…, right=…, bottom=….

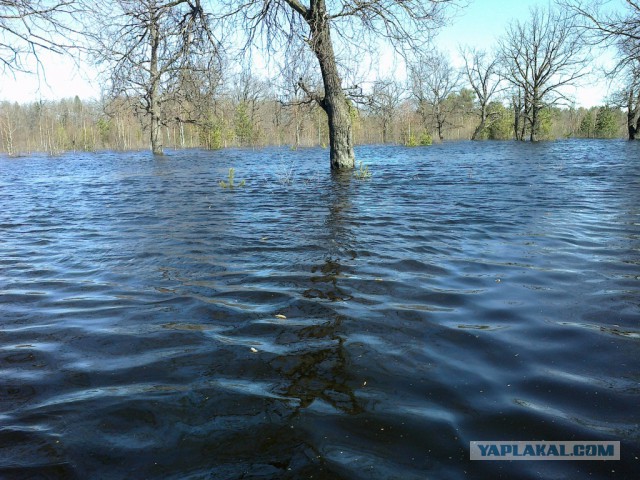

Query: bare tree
left=84, top=0, right=220, bottom=155
left=409, top=51, right=462, bottom=141
left=276, top=47, right=321, bottom=148
left=561, top=0, right=640, bottom=139
left=214, top=0, right=459, bottom=171
left=498, top=6, right=588, bottom=141
left=606, top=68, right=640, bottom=139
left=625, top=83, right=640, bottom=139
left=0, top=0, right=79, bottom=74
left=368, top=78, right=404, bottom=143
left=560, top=0, right=639, bottom=69
left=460, top=46, right=503, bottom=140
left=231, top=69, right=266, bottom=146
left=510, top=86, right=528, bottom=141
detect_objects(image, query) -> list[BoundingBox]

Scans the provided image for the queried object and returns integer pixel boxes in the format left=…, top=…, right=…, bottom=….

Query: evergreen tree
left=594, top=106, right=619, bottom=138
left=487, top=102, right=513, bottom=140
left=234, top=102, right=254, bottom=147
left=579, top=110, right=595, bottom=138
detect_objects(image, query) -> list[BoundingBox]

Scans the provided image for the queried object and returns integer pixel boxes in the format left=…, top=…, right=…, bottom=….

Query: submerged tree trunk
left=627, top=89, right=639, bottom=141
left=512, top=95, right=521, bottom=141
left=307, top=0, right=355, bottom=171
left=471, top=104, right=487, bottom=140
left=435, top=104, right=445, bottom=141
left=382, top=118, right=389, bottom=144
left=149, top=13, right=163, bottom=156
left=520, top=96, right=529, bottom=141
left=529, top=89, right=539, bottom=142
left=150, top=97, right=163, bottom=155
left=530, top=108, right=538, bottom=142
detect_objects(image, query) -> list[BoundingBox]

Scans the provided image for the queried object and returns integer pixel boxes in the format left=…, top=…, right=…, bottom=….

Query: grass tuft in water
left=354, top=161, right=372, bottom=180
left=219, top=168, right=245, bottom=188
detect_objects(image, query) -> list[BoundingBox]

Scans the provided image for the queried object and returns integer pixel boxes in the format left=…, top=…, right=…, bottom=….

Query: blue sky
left=434, top=0, right=615, bottom=107
left=437, top=0, right=543, bottom=50
left=0, top=0, right=615, bottom=106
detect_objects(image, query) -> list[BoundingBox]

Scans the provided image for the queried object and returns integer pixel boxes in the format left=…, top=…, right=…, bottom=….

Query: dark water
left=1, top=141, right=638, bottom=479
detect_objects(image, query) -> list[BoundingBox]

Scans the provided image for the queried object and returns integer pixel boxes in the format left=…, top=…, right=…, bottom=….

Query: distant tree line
left=0, top=1, right=638, bottom=161
left=0, top=90, right=628, bottom=155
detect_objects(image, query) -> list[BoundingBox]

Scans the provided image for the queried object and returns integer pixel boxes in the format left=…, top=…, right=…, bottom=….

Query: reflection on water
left=304, top=258, right=354, bottom=301
left=272, top=313, right=362, bottom=415
left=0, top=141, right=639, bottom=479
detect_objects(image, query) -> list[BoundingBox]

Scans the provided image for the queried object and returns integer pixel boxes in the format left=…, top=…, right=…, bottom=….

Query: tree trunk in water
left=529, top=115, right=538, bottom=142
left=627, top=90, right=639, bottom=141
left=435, top=105, right=444, bottom=141
left=529, top=92, right=538, bottom=142
left=318, top=66, right=354, bottom=170
left=513, top=96, right=520, bottom=141
left=149, top=9, right=163, bottom=156
left=309, top=0, right=354, bottom=171
left=472, top=106, right=486, bottom=141
left=150, top=102, right=163, bottom=155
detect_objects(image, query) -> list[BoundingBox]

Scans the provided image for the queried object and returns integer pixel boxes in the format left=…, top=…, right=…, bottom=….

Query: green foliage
left=234, top=102, right=254, bottom=146
left=200, top=117, right=224, bottom=150
left=55, top=124, right=70, bottom=150
left=405, top=134, right=419, bottom=147
left=347, top=99, right=360, bottom=123
left=594, top=106, right=618, bottom=138
left=353, top=161, right=372, bottom=180
left=579, top=110, right=595, bottom=138
left=404, top=131, right=432, bottom=147
left=537, top=108, right=553, bottom=140
left=96, top=117, right=112, bottom=144
left=219, top=168, right=245, bottom=189
left=446, top=88, right=475, bottom=114
left=487, top=102, right=513, bottom=140
left=419, top=131, right=433, bottom=146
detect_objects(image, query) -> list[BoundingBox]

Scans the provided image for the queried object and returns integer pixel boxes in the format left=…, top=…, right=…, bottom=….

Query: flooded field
left=1, top=140, right=638, bottom=479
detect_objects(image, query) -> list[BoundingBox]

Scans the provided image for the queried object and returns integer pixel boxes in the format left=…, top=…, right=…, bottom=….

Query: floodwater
left=0, top=141, right=638, bottom=479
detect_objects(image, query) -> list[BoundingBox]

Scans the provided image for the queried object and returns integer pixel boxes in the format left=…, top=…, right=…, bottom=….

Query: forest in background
left=0, top=90, right=629, bottom=156
left=0, top=1, right=637, bottom=156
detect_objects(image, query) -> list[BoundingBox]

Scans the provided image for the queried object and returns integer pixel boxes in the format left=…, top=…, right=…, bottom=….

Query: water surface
left=1, top=141, right=638, bottom=479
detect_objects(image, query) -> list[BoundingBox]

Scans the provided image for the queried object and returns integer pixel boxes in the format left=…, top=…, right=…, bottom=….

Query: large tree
left=561, top=0, right=640, bottom=139
left=460, top=46, right=503, bottom=140
left=215, top=0, right=458, bottom=171
left=277, top=47, right=322, bottom=148
left=368, top=78, right=404, bottom=144
left=0, top=0, right=79, bottom=73
left=560, top=0, right=639, bottom=65
left=607, top=71, right=640, bottom=139
left=85, top=0, right=220, bottom=155
left=409, top=51, right=461, bottom=141
left=498, top=6, right=588, bottom=141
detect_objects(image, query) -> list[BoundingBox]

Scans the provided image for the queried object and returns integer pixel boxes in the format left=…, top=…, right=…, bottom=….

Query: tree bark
left=512, top=95, right=521, bottom=141
left=471, top=104, right=486, bottom=140
left=521, top=95, right=529, bottom=141
left=530, top=108, right=538, bottom=142
left=435, top=104, right=445, bottom=141
left=308, top=0, right=354, bottom=171
left=627, top=89, right=639, bottom=141
left=529, top=89, right=539, bottom=142
left=149, top=6, right=163, bottom=155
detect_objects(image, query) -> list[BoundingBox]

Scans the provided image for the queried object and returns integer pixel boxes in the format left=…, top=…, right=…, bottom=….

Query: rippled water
left=1, top=141, right=638, bottom=479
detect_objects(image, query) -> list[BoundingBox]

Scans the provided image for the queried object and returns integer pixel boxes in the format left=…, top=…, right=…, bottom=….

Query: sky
left=433, top=0, right=615, bottom=107
left=0, top=0, right=618, bottom=107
